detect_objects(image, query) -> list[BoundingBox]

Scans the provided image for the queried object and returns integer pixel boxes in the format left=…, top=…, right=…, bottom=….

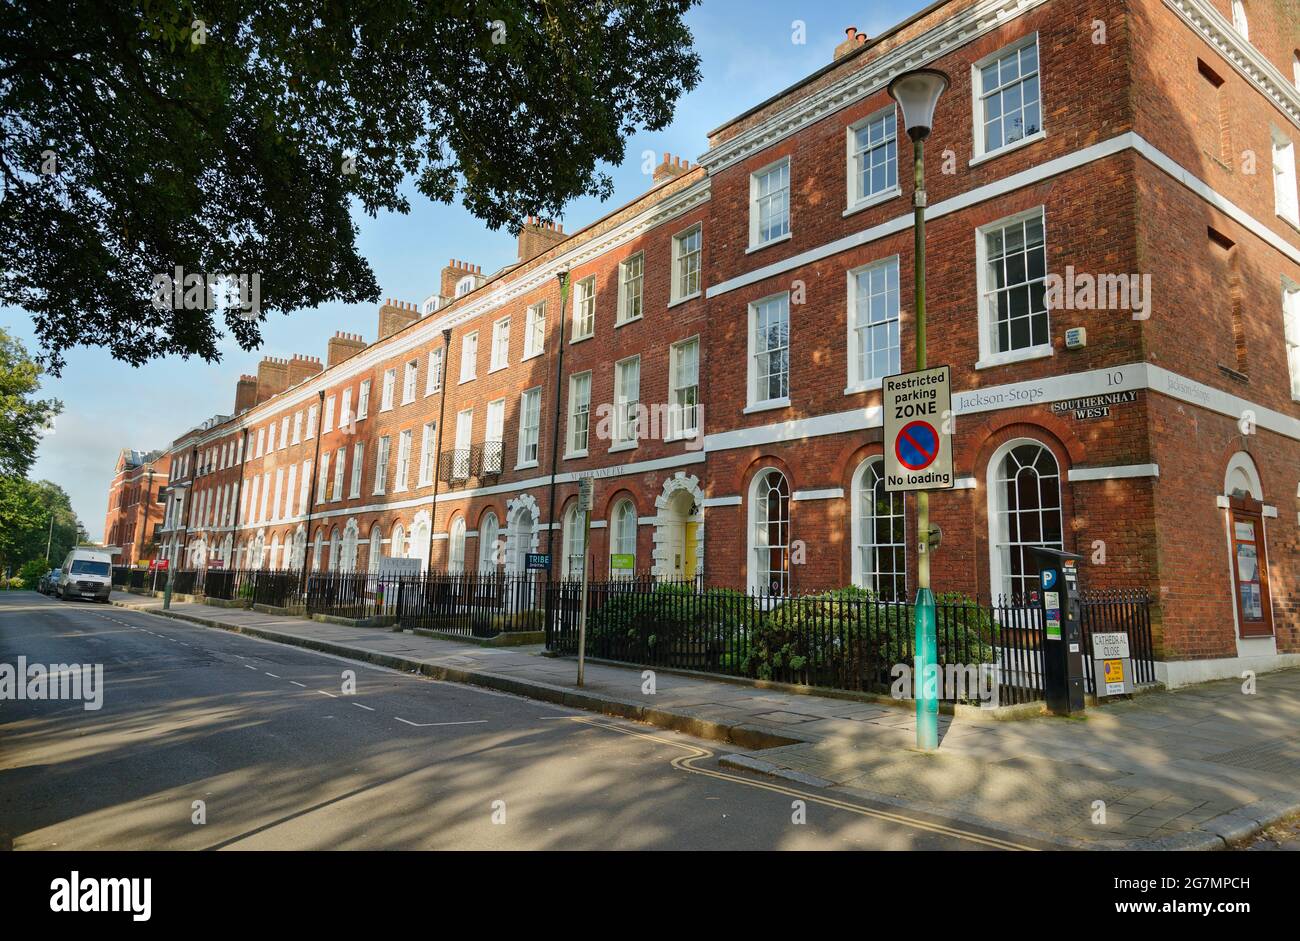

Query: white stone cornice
left=698, top=0, right=1052, bottom=174
left=1165, top=0, right=1300, bottom=130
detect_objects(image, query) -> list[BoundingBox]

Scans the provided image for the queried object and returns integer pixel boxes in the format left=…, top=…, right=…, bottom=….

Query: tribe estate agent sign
left=883, top=366, right=954, bottom=493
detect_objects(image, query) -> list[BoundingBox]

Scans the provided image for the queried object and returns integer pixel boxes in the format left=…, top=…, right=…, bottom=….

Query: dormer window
left=455, top=275, right=477, bottom=297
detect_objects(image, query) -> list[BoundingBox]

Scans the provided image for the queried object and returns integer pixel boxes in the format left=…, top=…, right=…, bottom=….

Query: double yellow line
left=570, top=716, right=1039, bottom=851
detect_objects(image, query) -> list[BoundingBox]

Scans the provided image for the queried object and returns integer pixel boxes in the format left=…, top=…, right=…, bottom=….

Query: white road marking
left=244, top=665, right=258, bottom=671
left=317, top=690, right=338, bottom=698
left=290, top=681, right=307, bottom=688
left=394, top=717, right=488, bottom=728
left=265, top=672, right=280, bottom=678
left=352, top=703, right=375, bottom=711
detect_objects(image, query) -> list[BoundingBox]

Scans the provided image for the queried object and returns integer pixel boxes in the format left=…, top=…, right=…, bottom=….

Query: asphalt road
left=0, top=591, right=1032, bottom=850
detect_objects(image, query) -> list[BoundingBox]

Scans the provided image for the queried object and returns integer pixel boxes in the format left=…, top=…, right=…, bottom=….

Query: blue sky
left=1, top=1, right=928, bottom=540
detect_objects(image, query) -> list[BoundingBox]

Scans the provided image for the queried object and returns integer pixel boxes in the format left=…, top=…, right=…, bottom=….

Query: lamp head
left=887, top=68, right=949, bottom=142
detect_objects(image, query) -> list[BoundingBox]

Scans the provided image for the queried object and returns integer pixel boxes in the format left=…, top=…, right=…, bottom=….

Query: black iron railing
left=546, top=580, right=1157, bottom=705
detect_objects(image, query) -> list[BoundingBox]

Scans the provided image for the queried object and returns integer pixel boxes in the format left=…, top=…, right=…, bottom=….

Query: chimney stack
left=255, top=356, right=290, bottom=404
left=234, top=374, right=258, bottom=414
left=834, top=26, right=869, bottom=61
left=516, top=218, right=567, bottom=263
left=326, top=331, right=368, bottom=368
left=440, top=258, right=484, bottom=299
left=287, top=353, right=323, bottom=387
left=651, top=152, right=693, bottom=185
left=377, top=297, right=420, bottom=341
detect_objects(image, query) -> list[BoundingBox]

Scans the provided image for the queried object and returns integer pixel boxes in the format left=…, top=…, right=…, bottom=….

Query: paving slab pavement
left=108, top=590, right=1300, bottom=850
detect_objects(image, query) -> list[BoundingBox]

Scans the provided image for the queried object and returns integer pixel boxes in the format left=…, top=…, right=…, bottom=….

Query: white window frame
left=572, top=276, right=596, bottom=340
left=306, top=404, right=318, bottom=438
left=490, top=317, right=511, bottom=371
left=523, top=302, right=546, bottom=359
left=1231, top=0, right=1249, bottom=39
left=373, top=437, right=390, bottom=495
left=845, top=255, right=901, bottom=393
left=846, top=105, right=900, bottom=213
left=1272, top=127, right=1299, bottom=227
left=609, top=499, right=637, bottom=579
left=484, top=399, right=506, bottom=475
left=749, top=157, right=791, bottom=250
left=317, top=455, right=329, bottom=505
left=279, top=416, right=289, bottom=449
left=448, top=517, right=467, bottom=574
left=402, top=359, right=418, bottom=404
left=452, top=409, right=473, bottom=481
left=613, top=355, right=641, bottom=450
left=356, top=380, right=370, bottom=420
left=617, top=252, right=644, bottom=324
left=339, top=388, right=352, bottom=429
left=331, top=448, right=345, bottom=502
left=349, top=442, right=364, bottom=498
left=971, top=33, right=1043, bottom=164
left=668, top=337, right=700, bottom=441
left=381, top=368, right=396, bottom=411
left=425, top=349, right=444, bottom=395
left=746, top=292, right=791, bottom=411
left=394, top=429, right=412, bottom=492
left=747, top=467, right=791, bottom=596
left=417, top=421, right=438, bottom=486
left=851, top=457, right=907, bottom=600
left=517, top=387, right=541, bottom=468
left=567, top=371, right=592, bottom=457
left=670, top=224, right=702, bottom=304
left=985, top=438, right=1064, bottom=601
left=292, top=411, right=303, bottom=444
left=975, top=205, right=1053, bottom=370
left=323, top=396, right=335, bottom=434
left=460, top=332, right=479, bottom=383
left=1283, top=277, right=1300, bottom=400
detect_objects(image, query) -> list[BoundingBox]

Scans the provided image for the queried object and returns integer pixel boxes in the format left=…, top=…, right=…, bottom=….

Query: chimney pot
left=845, top=26, right=856, bottom=39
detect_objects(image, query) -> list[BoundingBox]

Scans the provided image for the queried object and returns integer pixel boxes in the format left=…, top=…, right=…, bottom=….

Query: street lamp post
left=889, top=68, right=949, bottom=751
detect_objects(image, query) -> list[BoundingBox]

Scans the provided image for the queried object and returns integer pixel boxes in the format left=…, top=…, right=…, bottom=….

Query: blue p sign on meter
left=883, top=365, right=954, bottom=493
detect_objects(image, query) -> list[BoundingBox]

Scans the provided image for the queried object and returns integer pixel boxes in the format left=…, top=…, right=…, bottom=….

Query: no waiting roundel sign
left=883, top=365, right=954, bottom=493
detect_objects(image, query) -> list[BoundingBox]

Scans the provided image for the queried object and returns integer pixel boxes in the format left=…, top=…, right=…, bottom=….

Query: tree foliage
left=0, top=1, right=702, bottom=372
left=0, top=327, right=61, bottom=476
left=0, top=476, right=85, bottom=575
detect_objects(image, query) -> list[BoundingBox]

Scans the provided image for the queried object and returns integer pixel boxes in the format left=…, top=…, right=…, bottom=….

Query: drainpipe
left=544, top=270, right=571, bottom=639
left=425, top=329, right=454, bottom=571
left=300, top=389, right=327, bottom=591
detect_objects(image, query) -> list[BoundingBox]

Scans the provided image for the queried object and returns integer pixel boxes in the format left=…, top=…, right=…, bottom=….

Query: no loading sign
left=895, top=420, right=941, bottom=471
left=883, top=365, right=955, bottom=492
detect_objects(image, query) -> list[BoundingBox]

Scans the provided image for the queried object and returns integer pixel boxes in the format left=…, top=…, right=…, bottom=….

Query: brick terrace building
left=133, top=0, right=1300, bottom=686
left=103, top=448, right=170, bottom=565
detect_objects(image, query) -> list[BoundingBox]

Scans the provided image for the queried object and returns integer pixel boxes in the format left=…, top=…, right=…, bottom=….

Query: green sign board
left=610, top=553, right=634, bottom=571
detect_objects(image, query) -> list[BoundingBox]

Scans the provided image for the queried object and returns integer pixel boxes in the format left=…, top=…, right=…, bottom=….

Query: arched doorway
left=652, top=474, right=704, bottom=581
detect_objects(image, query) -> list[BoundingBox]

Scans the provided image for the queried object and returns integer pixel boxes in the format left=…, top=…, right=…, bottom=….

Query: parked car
left=38, top=568, right=62, bottom=595
left=58, top=548, right=113, bottom=602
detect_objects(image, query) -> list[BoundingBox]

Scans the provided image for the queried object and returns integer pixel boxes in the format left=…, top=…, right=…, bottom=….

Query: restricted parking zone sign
left=883, top=365, right=954, bottom=493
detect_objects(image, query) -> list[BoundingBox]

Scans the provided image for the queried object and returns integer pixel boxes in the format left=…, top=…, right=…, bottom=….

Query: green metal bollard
left=914, top=587, right=938, bottom=750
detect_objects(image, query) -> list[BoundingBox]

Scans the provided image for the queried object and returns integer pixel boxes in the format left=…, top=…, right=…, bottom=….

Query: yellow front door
left=683, top=522, right=698, bottom=580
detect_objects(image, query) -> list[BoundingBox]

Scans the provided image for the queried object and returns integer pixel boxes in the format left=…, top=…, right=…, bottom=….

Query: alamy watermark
left=151, top=266, right=261, bottom=321
left=0, top=657, right=103, bottom=710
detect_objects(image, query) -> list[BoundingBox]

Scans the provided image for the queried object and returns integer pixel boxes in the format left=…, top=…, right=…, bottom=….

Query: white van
left=59, top=547, right=114, bottom=602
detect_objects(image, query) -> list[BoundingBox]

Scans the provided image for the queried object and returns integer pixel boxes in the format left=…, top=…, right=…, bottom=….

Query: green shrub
left=742, top=588, right=997, bottom=691
left=586, top=583, right=756, bottom=670
left=15, top=559, right=50, bottom=590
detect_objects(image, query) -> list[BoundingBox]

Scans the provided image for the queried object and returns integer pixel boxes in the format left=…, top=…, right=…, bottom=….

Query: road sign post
left=884, top=365, right=953, bottom=749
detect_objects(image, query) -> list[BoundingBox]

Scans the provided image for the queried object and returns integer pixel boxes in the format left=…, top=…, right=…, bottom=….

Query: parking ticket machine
left=1028, top=546, right=1085, bottom=716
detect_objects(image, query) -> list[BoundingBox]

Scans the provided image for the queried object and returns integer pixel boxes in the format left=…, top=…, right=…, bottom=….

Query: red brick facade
left=103, top=449, right=170, bottom=566
left=132, top=0, right=1300, bottom=685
